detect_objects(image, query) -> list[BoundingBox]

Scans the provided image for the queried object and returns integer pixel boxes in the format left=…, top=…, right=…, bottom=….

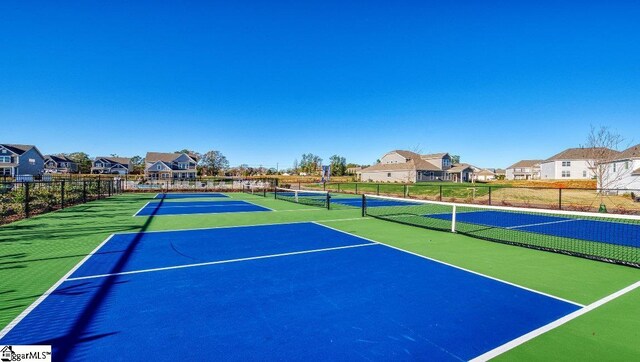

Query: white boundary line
left=506, top=219, right=580, bottom=230
left=132, top=201, right=151, bottom=217
left=0, top=234, right=116, bottom=339
left=469, top=281, right=640, bottom=362
left=311, top=222, right=585, bottom=308
left=66, top=243, right=376, bottom=281
left=242, top=199, right=276, bottom=211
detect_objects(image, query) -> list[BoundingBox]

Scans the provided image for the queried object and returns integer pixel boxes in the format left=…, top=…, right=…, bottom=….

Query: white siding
left=360, top=170, right=416, bottom=183
left=381, top=153, right=407, bottom=164
left=541, top=160, right=594, bottom=180
left=599, top=160, right=640, bottom=190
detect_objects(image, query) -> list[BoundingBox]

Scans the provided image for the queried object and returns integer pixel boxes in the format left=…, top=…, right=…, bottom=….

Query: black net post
left=361, top=194, right=366, bottom=217
left=61, top=180, right=65, bottom=209
left=326, top=193, right=330, bottom=210
left=24, top=182, right=30, bottom=218
left=488, top=186, right=492, bottom=205
left=558, top=189, right=562, bottom=210
left=274, top=187, right=277, bottom=199
left=323, top=182, right=326, bottom=191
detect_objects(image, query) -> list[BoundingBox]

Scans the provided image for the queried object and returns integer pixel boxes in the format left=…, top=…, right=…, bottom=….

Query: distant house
left=505, top=160, right=542, bottom=180
left=358, top=150, right=473, bottom=183
left=494, top=168, right=506, bottom=179
left=0, top=144, right=45, bottom=177
left=145, top=152, right=198, bottom=180
left=540, top=147, right=619, bottom=180
left=598, top=144, right=640, bottom=190
left=44, top=155, right=78, bottom=174
left=91, top=156, right=132, bottom=175
left=474, top=169, right=496, bottom=181
left=346, top=166, right=363, bottom=175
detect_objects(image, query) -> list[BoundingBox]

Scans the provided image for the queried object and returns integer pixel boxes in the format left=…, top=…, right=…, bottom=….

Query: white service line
left=66, top=243, right=376, bottom=281
left=469, top=281, right=640, bottom=362
left=242, top=200, right=276, bottom=211
left=0, top=234, right=117, bottom=339
left=132, top=201, right=151, bottom=217
left=506, top=218, right=580, bottom=230
left=311, top=222, right=584, bottom=308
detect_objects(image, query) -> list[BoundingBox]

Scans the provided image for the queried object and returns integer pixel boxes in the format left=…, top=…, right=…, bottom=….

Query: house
left=494, top=168, right=506, bottom=179
left=505, top=160, right=542, bottom=180
left=346, top=166, right=362, bottom=175
left=0, top=144, right=45, bottom=177
left=358, top=150, right=474, bottom=183
left=145, top=152, right=198, bottom=180
left=91, top=156, right=132, bottom=175
left=44, top=155, right=78, bottom=174
left=598, top=144, right=640, bottom=190
left=540, top=147, right=619, bottom=180
left=474, top=169, right=496, bottom=181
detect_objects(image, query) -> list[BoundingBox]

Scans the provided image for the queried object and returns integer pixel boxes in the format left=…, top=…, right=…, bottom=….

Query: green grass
left=1, top=192, right=639, bottom=359
left=306, top=182, right=504, bottom=200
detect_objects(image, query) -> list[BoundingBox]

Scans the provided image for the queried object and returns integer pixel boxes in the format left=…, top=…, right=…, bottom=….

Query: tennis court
left=154, top=192, right=229, bottom=199
left=1, top=191, right=639, bottom=361
left=134, top=200, right=272, bottom=216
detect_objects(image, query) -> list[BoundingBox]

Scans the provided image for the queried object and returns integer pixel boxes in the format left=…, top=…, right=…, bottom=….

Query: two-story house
left=145, top=152, right=198, bottom=180
left=359, top=150, right=473, bottom=183
left=44, top=155, right=78, bottom=174
left=540, top=147, right=619, bottom=180
left=91, top=156, right=132, bottom=175
left=505, top=160, right=542, bottom=180
left=597, top=144, right=640, bottom=190
left=0, top=144, right=45, bottom=177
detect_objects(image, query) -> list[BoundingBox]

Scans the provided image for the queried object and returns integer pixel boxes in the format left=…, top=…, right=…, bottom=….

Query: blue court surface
left=135, top=200, right=271, bottom=216
left=154, top=192, right=228, bottom=199
left=0, top=222, right=581, bottom=361
left=428, top=210, right=640, bottom=247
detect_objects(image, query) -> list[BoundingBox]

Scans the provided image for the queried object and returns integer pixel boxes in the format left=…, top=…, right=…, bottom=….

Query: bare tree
left=581, top=125, right=626, bottom=191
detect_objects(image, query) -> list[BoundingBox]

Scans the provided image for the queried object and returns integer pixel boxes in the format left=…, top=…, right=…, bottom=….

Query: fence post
left=323, top=182, right=326, bottom=191
left=82, top=181, right=87, bottom=203
left=558, top=189, right=562, bottom=210
left=403, top=184, right=407, bottom=198
left=355, top=183, right=358, bottom=195
left=439, top=185, right=443, bottom=201
left=61, top=180, right=65, bottom=209
left=377, top=184, right=380, bottom=196
left=97, top=178, right=102, bottom=199
left=488, top=186, right=492, bottom=205
left=24, top=182, right=30, bottom=218
left=108, top=180, right=112, bottom=197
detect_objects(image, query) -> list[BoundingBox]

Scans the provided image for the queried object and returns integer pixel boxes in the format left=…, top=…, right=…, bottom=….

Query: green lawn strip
left=493, top=287, right=640, bottom=361
left=316, top=218, right=640, bottom=305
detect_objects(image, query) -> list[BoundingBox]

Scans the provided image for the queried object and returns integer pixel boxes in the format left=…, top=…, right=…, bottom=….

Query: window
left=561, top=170, right=571, bottom=178
left=95, top=162, right=102, bottom=168
left=0, top=168, right=11, bottom=175
left=583, top=170, right=587, bottom=177
left=0, top=156, right=10, bottom=163
left=156, top=164, right=163, bottom=170
left=562, top=161, right=571, bottom=167
left=613, top=163, right=617, bottom=172
left=29, top=158, right=36, bottom=165
left=387, top=173, right=391, bottom=177
left=443, top=158, right=451, bottom=167
left=625, top=161, right=630, bottom=170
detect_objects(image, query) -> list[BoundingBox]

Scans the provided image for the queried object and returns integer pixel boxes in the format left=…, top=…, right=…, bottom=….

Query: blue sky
left=1, top=1, right=639, bottom=169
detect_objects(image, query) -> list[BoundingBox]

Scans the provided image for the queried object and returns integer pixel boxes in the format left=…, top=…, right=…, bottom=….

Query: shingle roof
left=389, top=150, right=421, bottom=160
left=448, top=164, right=474, bottom=172
left=507, top=160, right=542, bottom=169
left=421, top=153, right=448, bottom=159
left=1, top=144, right=35, bottom=155
left=633, top=168, right=640, bottom=175
left=95, top=156, right=131, bottom=165
left=476, top=169, right=496, bottom=176
left=545, top=147, right=619, bottom=161
left=615, top=144, right=640, bottom=160
left=45, top=155, right=75, bottom=163
left=146, top=152, right=198, bottom=163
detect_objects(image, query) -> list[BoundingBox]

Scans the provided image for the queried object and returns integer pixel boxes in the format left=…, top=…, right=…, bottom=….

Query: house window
left=387, top=173, right=391, bottom=177
left=443, top=158, right=451, bottom=167
left=95, top=162, right=102, bottom=168
left=582, top=170, right=587, bottom=177
left=156, top=164, right=163, bottom=170
left=625, top=161, right=629, bottom=169
left=613, top=163, right=617, bottom=172
left=562, top=161, right=571, bottom=167
left=561, top=171, right=571, bottom=177
left=0, top=156, right=10, bottom=163
left=29, top=158, right=36, bottom=165
left=0, top=168, right=10, bottom=175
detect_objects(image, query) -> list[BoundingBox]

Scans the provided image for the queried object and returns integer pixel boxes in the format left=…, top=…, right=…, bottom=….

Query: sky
left=1, top=1, right=639, bottom=169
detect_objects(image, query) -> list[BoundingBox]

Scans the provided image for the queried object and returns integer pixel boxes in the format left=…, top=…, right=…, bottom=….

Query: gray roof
left=615, top=144, right=640, bottom=160
left=1, top=144, right=35, bottom=155
left=544, top=147, right=619, bottom=162
left=507, top=160, right=542, bottom=169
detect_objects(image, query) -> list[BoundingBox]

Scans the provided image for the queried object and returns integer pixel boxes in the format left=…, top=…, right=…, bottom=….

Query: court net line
left=505, top=218, right=580, bottom=230
left=66, top=242, right=376, bottom=281
left=469, top=280, right=640, bottom=362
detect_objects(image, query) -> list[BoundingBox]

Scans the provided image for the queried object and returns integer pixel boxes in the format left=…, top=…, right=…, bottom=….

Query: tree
left=329, top=155, right=347, bottom=176
left=130, top=155, right=145, bottom=174
left=450, top=155, right=461, bottom=164
left=292, top=159, right=299, bottom=174
left=582, top=125, right=626, bottom=191
left=67, top=152, right=92, bottom=173
left=200, top=150, right=229, bottom=176
left=299, top=153, right=322, bottom=174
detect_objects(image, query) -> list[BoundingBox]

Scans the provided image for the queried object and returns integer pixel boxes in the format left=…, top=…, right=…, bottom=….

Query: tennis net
left=243, top=184, right=267, bottom=197
left=363, top=194, right=640, bottom=268
left=274, top=187, right=330, bottom=209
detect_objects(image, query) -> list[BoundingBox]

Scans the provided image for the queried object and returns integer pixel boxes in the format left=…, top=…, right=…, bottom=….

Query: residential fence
left=0, top=179, right=124, bottom=225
